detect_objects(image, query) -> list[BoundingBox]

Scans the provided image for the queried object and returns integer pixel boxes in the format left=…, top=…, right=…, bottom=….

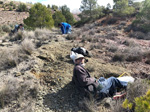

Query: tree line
left=24, top=3, right=75, bottom=29
left=23, top=0, right=150, bottom=33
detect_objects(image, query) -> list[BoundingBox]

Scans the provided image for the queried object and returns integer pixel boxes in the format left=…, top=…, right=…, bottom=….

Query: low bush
left=122, top=79, right=149, bottom=111
left=21, top=38, right=35, bottom=55
left=2, top=25, right=11, bottom=33
left=0, top=1, right=3, bottom=4
left=122, top=39, right=137, bottom=47
left=125, top=47, right=143, bottom=62
left=66, top=33, right=77, bottom=40
left=0, top=75, right=39, bottom=109
left=129, top=31, right=146, bottom=39
left=17, top=3, right=28, bottom=12
left=9, top=6, right=13, bottom=11
left=107, top=18, right=118, bottom=25
left=113, top=47, right=144, bottom=62
left=134, top=90, right=150, bottom=112
left=112, top=53, right=125, bottom=61
left=0, top=47, right=19, bottom=70
left=145, top=32, right=150, bottom=40
left=107, top=43, right=118, bottom=52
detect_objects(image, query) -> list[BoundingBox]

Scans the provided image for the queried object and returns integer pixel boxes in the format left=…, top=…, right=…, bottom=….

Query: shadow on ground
left=43, top=82, right=83, bottom=112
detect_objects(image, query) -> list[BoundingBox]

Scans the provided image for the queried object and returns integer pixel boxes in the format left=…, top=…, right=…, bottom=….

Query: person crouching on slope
left=58, top=22, right=71, bottom=34
left=11, top=24, right=24, bottom=34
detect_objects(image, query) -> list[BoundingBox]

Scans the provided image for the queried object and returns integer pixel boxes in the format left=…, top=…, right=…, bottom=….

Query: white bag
left=70, top=51, right=78, bottom=63
left=117, top=76, right=135, bottom=83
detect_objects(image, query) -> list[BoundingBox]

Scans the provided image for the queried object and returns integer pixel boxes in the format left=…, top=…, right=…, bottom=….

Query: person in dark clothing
left=58, top=22, right=71, bottom=34
left=72, top=54, right=128, bottom=100
left=11, top=24, right=24, bottom=33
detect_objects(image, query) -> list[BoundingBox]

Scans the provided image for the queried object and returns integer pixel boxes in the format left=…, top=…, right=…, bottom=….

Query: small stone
left=14, top=72, right=22, bottom=77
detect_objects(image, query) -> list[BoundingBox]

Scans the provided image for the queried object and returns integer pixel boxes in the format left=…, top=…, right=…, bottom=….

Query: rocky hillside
left=0, top=11, right=29, bottom=25
left=0, top=0, right=29, bottom=25
left=0, top=16, right=150, bottom=111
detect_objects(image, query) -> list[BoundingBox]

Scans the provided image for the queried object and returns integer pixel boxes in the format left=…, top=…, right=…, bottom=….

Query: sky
left=14, top=0, right=144, bottom=13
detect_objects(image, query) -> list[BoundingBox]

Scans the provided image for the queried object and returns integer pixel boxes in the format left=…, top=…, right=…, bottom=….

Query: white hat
left=74, top=54, right=84, bottom=61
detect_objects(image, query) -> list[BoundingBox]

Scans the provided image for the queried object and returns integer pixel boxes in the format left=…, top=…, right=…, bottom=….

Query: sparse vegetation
left=0, top=75, right=39, bottom=109
left=0, top=0, right=150, bottom=112
left=21, top=38, right=35, bottom=55
left=66, top=33, right=77, bottom=40
left=2, top=24, right=11, bottom=33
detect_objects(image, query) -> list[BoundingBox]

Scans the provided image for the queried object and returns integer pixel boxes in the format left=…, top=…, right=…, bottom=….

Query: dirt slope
left=0, top=11, right=29, bottom=25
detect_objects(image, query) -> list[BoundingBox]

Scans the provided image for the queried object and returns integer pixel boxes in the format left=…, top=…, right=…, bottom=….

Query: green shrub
left=60, top=5, right=75, bottom=25
left=134, top=90, right=150, bottom=112
left=113, top=0, right=135, bottom=16
left=2, top=25, right=11, bottom=33
left=132, top=0, right=150, bottom=33
left=13, top=4, right=16, bottom=9
left=9, top=6, right=13, bottom=11
left=24, top=3, right=54, bottom=28
left=0, top=1, right=3, bottom=4
left=52, top=11, right=66, bottom=27
left=17, top=3, right=28, bottom=12
left=112, top=53, right=125, bottom=61
left=123, top=90, right=150, bottom=112
left=9, top=1, right=14, bottom=6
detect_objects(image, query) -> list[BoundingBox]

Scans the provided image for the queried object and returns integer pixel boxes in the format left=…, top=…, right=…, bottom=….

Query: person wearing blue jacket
left=58, top=22, right=71, bottom=34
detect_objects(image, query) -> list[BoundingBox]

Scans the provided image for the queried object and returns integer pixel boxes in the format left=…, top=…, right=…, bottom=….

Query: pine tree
left=53, top=11, right=66, bottom=27
left=24, top=3, right=54, bottom=28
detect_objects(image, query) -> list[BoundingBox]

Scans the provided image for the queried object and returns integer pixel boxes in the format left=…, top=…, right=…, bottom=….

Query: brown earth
left=0, top=11, right=29, bottom=25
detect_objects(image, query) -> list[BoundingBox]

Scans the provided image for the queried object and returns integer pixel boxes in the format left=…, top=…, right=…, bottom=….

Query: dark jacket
left=72, top=64, right=100, bottom=94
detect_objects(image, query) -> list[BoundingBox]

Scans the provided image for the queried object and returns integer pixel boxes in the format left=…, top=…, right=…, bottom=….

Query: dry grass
left=0, top=46, right=20, bottom=70
left=66, top=33, right=77, bottom=40
left=111, top=100, right=126, bottom=112
left=0, top=75, right=39, bottom=109
left=122, top=39, right=137, bottom=47
left=126, top=78, right=149, bottom=102
left=0, top=39, right=35, bottom=70
left=79, top=94, right=111, bottom=112
left=86, top=64, right=95, bottom=73
left=21, top=38, right=35, bottom=55
left=107, top=42, right=118, bottom=52
left=34, top=28, right=51, bottom=37
left=79, top=95, right=98, bottom=112
left=113, top=47, right=144, bottom=62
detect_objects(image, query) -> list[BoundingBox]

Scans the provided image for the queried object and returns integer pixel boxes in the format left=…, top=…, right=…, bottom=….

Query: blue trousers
left=98, top=77, right=128, bottom=99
